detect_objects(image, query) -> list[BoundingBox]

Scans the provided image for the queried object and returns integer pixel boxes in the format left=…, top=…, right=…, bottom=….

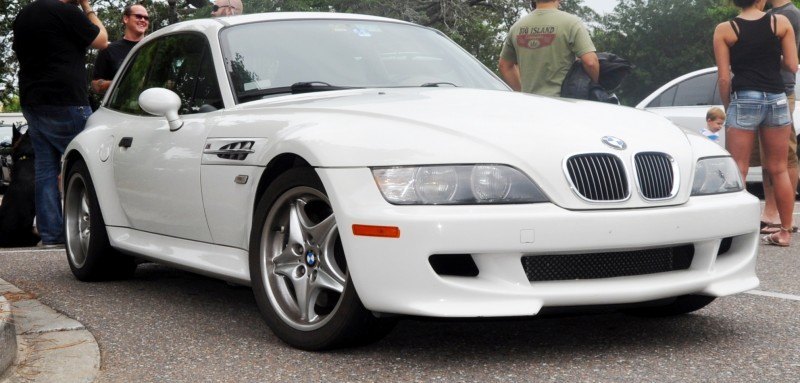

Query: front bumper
left=317, top=168, right=760, bottom=317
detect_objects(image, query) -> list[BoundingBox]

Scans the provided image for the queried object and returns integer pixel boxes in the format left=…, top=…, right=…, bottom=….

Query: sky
left=582, top=0, right=618, bottom=14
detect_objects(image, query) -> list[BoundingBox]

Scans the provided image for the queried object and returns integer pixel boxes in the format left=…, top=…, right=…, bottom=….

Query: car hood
left=228, top=88, right=719, bottom=209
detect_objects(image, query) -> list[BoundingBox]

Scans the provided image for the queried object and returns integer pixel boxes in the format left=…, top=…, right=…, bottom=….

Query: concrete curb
left=0, top=295, right=15, bottom=378
left=0, top=278, right=100, bottom=383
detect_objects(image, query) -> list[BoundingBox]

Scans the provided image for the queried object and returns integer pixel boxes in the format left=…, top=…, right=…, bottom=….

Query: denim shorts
left=726, top=90, right=791, bottom=130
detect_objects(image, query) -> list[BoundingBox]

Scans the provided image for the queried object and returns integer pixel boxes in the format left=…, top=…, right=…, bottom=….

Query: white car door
left=104, top=33, right=224, bottom=242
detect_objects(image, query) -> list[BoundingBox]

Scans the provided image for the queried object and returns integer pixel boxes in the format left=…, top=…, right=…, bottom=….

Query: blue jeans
left=22, top=105, right=91, bottom=244
left=726, top=90, right=791, bottom=130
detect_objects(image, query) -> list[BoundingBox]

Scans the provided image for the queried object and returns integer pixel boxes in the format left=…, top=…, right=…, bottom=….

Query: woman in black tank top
left=713, top=0, right=798, bottom=247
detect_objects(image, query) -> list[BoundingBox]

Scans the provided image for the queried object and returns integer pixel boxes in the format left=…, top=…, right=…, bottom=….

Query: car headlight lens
left=372, top=165, right=549, bottom=205
left=415, top=166, right=459, bottom=203
left=691, top=156, right=743, bottom=196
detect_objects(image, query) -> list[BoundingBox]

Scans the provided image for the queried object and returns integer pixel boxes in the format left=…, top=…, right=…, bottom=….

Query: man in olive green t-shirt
left=499, top=0, right=599, bottom=97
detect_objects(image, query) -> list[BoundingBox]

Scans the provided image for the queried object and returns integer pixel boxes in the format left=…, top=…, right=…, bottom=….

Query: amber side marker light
left=352, top=224, right=401, bottom=238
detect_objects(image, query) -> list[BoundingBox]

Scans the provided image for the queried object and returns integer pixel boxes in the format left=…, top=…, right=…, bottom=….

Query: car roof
left=149, top=12, right=414, bottom=37
left=215, top=12, right=413, bottom=26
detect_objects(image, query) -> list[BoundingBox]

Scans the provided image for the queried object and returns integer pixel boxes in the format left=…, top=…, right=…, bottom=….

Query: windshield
left=220, top=19, right=508, bottom=103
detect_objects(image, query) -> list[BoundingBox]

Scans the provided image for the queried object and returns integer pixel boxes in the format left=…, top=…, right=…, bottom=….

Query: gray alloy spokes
left=312, top=267, right=345, bottom=293
left=291, top=274, right=317, bottom=322
left=80, top=195, right=91, bottom=251
left=297, top=205, right=336, bottom=245
left=287, top=200, right=307, bottom=247
left=319, top=225, right=345, bottom=284
left=263, top=187, right=347, bottom=330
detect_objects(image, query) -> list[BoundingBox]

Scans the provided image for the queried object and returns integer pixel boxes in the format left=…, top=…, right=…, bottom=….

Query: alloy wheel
left=259, top=186, right=347, bottom=331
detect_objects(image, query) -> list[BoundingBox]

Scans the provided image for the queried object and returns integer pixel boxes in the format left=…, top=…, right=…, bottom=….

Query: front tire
left=249, top=168, right=395, bottom=350
left=64, top=160, right=136, bottom=281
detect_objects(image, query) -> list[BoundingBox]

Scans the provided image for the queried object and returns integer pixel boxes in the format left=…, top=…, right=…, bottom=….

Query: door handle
left=119, top=137, right=133, bottom=148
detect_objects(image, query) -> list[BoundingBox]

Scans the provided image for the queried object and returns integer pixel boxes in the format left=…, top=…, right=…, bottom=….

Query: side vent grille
left=565, top=153, right=628, bottom=201
left=216, top=141, right=254, bottom=161
left=634, top=152, right=676, bottom=200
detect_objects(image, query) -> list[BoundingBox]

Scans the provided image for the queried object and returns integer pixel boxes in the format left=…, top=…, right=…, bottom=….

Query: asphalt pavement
left=0, top=206, right=798, bottom=382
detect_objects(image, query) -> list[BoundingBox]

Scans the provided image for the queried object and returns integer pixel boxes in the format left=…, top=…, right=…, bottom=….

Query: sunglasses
left=211, top=4, right=236, bottom=12
left=129, top=13, right=150, bottom=21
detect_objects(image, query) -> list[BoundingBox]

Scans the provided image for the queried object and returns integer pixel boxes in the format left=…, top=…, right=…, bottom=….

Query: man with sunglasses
left=91, top=4, right=149, bottom=94
left=211, top=0, right=242, bottom=17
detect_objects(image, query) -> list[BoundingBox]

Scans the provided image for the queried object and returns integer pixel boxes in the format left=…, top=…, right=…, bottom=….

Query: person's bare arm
left=713, top=22, right=734, bottom=109
left=498, top=58, right=521, bottom=91
left=776, top=15, right=799, bottom=72
left=579, top=52, right=600, bottom=84
left=91, top=79, right=111, bottom=94
left=79, top=0, right=108, bottom=49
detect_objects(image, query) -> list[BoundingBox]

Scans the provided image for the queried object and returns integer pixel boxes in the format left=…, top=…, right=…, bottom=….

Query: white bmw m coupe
left=63, top=13, right=760, bottom=350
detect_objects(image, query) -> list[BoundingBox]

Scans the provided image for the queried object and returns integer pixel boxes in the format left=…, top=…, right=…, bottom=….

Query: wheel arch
left=62, top=149, right=84, bottom=185
left=253, top=153, right=312, bottom=215
left=62, top=147, right=130, bottom=229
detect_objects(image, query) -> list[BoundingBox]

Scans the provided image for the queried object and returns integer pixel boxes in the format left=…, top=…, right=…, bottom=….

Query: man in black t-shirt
left=91, top=3, right=149, bottom=95
left=12, top=0, right=108, bottom=247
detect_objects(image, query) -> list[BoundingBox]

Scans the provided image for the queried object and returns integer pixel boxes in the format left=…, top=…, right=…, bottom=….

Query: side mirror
left=138, top=88, right=184, bottom=131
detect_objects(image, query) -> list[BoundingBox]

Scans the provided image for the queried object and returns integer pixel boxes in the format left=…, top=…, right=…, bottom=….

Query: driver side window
left=108, top=33, right=222, bottom=115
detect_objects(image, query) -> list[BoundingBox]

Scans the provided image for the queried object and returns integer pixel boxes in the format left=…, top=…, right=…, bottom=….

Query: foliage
left=3, top=0, right=800, bottom=110
left=0, top=0, right=32, bottom=111
left=592, top=0, right=740, bottom=105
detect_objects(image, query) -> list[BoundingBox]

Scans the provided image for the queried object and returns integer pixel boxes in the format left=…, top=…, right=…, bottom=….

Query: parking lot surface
left=0, top=207, right=798, bottom=382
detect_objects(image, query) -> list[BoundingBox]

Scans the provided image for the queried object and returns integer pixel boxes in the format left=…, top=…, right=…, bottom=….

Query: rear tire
left=64, top=160, right=136, bottom=281
left=624, top=295, right=716, bottom=317
left=249, top=168, right=395, bottom=350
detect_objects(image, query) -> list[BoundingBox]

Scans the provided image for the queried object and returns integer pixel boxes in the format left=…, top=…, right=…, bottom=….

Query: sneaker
left=36, top=241, right=64, bottom=249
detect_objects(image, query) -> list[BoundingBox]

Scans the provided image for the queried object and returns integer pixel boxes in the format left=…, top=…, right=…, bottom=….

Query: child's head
left=706, top=107, right=725, bottom=132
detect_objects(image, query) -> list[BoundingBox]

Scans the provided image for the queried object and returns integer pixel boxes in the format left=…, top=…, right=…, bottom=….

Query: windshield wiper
left=237, top=81, right=360, bottom=102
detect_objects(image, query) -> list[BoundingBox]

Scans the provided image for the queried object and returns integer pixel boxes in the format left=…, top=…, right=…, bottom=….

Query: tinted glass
left=221, top=20, right=507, bottom=102
left=108, top=33, right=222, bottom=115
left=108, top=40, right=158, bottom=114
left=672, top=73, right=717, bottom=107
left=647, top=86, right=677, bottom=107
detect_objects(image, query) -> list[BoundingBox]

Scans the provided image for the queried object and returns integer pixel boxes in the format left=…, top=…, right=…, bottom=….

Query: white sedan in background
left=63, top=13, right=760, bottom=350
left=636, top=67, right=800, bottom=184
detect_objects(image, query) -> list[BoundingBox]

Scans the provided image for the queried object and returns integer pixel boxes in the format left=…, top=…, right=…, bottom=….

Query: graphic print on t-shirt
left=516, top=26, right=557, bottom=49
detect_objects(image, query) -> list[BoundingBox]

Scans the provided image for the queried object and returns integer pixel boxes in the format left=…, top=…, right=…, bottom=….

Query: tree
left=0, top=0, right=200, bottom=111
left=0, top=0, right=32, bottom=111
left=8, top=0, right=797, bottom=110
left=593, top=0, right=737, bottom=105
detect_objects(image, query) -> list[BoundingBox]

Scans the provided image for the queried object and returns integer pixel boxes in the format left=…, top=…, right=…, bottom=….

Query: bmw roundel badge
left=601, top=136, right=627, bottom=150
left=306, top=251, right=316, bottom=266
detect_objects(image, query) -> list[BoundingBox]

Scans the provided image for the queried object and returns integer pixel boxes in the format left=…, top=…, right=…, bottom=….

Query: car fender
left=63, top=121, right=131, bottom=228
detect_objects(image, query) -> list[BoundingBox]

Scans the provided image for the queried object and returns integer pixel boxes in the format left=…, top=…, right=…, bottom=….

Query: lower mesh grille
left=521, top=245, right=694, bottom=282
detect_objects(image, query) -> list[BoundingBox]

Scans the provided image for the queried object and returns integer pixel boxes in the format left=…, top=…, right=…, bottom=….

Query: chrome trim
left=632, top=152, right=680, bottom=201
left=562, top=153, right=631, bottom=203
left=601, top=136, right=627, bottom=150
left=203, top=148, right=255, bottom=155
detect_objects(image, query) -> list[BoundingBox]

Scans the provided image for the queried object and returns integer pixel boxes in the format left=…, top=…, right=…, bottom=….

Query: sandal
left=762, top=228, right=791, bottom=247
left=760, top=222, right=780, bottom=234
left=760, top=222, right=798, bottom=234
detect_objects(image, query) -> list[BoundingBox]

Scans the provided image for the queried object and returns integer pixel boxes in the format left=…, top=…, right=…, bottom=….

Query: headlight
left=372, top=165, right=549, bottom=205
left=691, top=156, right=743, bottom=196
